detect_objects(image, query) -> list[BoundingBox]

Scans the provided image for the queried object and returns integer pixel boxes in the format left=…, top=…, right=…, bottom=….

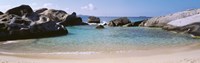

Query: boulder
left=139, top=19, right=148, bottom=26
left=0, top=17, right=68, bottom=41
left=0, top=5, right=69, bottom=41
left=108, top=17, right=131, bottom=27
left=0, top=22, right=7, bottom=31
left=123, top=20, right=145, bottom=27
left=123, top=23, right=135, bottom=27
left=30, top=21, right=67, bottom=35
left=96, top=25, right=104, bottom=29
left=40, top=9, right=68, bottom=22
left=134, top=20, right=144, bottom=26
left=186, top=23, right=200, bottom=37
left=6, top=5, right=34, bottom=16
left=163, top=14, right=200, bottom=37
left=88, top=16, right=100, bottom=23
left=60, top=12, right=88, bottom=26
left=140, top=9, right=200, bottom=27
left=35, top=8, right=48, bottom=14
left=0, top=11, right=3, bottom=15
left=167, top=14, right=200, bottom=27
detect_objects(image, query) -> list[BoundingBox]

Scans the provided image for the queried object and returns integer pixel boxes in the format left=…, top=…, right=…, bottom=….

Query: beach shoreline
left=0, top=42, right=200, bottom=63
left=1, top=48, right=200, bottom=63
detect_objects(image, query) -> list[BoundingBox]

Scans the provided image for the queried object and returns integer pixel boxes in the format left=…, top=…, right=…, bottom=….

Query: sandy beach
left=1, top=49, right=200, bottom=63
left=1, top=43, right=200, bottom=63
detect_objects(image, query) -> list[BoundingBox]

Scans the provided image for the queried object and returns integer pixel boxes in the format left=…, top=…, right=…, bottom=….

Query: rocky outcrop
left=163, top=14, right=200, bottom=37
left=35, top=8, right=48, bottom=14
left=140, top=9, right=200, bottom=27
left=108, top=17, right=131, bottom=27
left=5, top=5, right=34, bottom=17
left=167, top=14, right=200, bottom=27
left=123, top=20, right=145, bottom=27
left=0, top=11, right=3, bottom=15
left=88, top=16, right=100, bottom=23
left=123, top=23, right=135, bottom=27
left=96, top=25, right=104, bottom=29
left=60, top=12, right=88, bottom=26
left=0, top=14, right=67, bottom=41
left=0, top=5, right=71, bottom=41
left=164, top=23, right=200, bottom=37
left=40, top=9, right=68, bottom=22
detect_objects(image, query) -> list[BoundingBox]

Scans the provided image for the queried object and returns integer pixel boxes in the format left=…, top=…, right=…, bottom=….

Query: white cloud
left=43, top=3, right=53, bottom=8
left=81, top=3, right=96, bottom=11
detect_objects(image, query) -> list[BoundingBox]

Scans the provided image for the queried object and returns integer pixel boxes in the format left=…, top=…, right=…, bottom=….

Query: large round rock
left=35, top=8, right=48, bottom=14
left=108, top=17, right=131, bottom=26
left=96, top=25, right=104, bottom=29
left=88, top=16, right=100, bottom=23
left=61, top=12, right=87, bottom=26
left=0, top=11, right=3, bottom=15
left=6, top=5, right=34, bottom=16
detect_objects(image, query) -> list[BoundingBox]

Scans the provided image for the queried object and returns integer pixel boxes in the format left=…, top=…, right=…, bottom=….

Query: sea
left=0, top=16, right=199, bottom=55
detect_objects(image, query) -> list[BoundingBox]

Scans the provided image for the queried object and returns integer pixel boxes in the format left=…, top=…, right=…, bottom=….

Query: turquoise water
left=0, top=17, right=200, bottom=54
left=0, top=26, right=199, bottom=54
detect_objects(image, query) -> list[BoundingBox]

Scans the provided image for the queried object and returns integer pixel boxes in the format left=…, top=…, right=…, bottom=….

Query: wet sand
left=0, top=42, right=200, bottom=63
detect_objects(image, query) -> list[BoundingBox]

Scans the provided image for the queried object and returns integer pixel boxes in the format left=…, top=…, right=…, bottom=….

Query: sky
left=0, top=0, right=200, bottom=17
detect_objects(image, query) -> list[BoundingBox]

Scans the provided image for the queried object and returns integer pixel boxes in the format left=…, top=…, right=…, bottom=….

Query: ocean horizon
left=80, top=15, right=151, bottom=23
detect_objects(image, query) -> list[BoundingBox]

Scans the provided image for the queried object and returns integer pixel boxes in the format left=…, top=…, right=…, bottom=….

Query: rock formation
left=0, top=4, right=89, bottom=41
left=88, top=16, right=100, bottom=23
left=140, top=9, right=200, bottom=27
left=108, top=17, right=131, bottom=27
left=96, top=25, right=104, bottom=29
left=163, top=14, right=200, bottom=37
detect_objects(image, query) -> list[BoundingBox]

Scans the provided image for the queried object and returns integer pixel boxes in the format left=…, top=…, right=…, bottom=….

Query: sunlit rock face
left=163, top=14, right=200, bottom=36
left=140, top=9, right=200, bottom=27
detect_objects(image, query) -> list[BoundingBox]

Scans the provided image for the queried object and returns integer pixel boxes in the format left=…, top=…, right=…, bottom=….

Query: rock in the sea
left=134, top=20, right=145, bottom=26
left=30, top=21, right=67, bottom=35
left=35, top=8, right=48, bottom=14
left=0, top=11, right=3, bottom=15
left=177, top=23, right=200, bottom=37
left=0, top=16, right=68, bottom=41
left=88, top=16, right=100, bottom=23
left=60, top=12, right=88, bottom=26
left=138, top=19, right=148, bottom=26
left=0, top=22, right=7, bottom=31
left=123, top=23, right=135, bottom=27
left=108, top=17, right=131, bottom=27
left=163, top=14, right=200, bottom=36
left=167, top=14, right=200, bottom=27
left=123, top=20, right=145, bottom=27
left=96, top=25, right=104, bottom=29
left=140, top=9, right=200, bottom=27
left=0, top=5, right=69, bottom=41
left=40, top=9, right=68, bottom=22
left=6, top=5, right=34, bottom=16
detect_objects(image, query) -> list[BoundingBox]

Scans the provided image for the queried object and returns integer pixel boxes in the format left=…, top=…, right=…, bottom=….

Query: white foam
left=99, top=21, right=107, bottom=25
left=88, top=23, right=99, bottom=25
left=88, top=21, right=107, bottom=26
left=2, top=41, right=19, bottom=44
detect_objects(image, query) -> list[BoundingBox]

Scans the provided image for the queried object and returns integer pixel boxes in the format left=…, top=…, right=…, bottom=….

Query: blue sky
left=0, top=0, right=200, bottom=17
